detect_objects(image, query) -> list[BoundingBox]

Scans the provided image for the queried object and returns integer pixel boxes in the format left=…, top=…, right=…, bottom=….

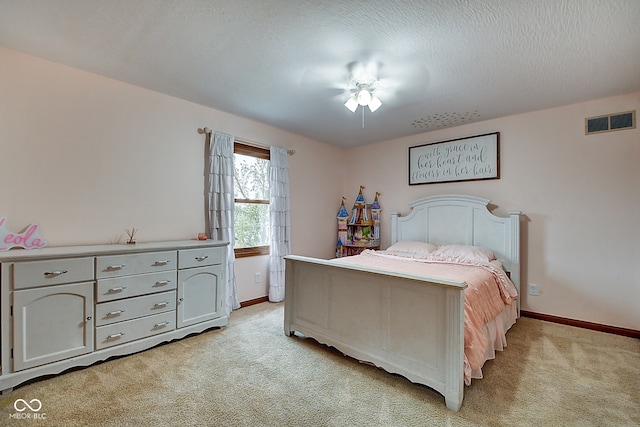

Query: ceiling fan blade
left=301, top=65, right=349, bottom=89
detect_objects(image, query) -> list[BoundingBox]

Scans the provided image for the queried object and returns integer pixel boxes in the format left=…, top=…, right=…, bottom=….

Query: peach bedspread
left=331, top=250, right=518, bottom=383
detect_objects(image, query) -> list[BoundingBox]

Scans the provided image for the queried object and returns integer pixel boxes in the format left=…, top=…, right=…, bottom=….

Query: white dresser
left=0, top=240, right=228, bottom=393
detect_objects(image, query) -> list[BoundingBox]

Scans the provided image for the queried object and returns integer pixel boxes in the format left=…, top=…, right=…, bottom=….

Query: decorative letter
left=0, top=218, right=47, bottom=251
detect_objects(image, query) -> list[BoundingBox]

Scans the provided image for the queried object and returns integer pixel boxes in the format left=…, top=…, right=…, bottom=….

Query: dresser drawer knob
left=153, top=302, right=170, bottom=308
left=86, top=316, right=92, bottom=321
left=107, top=286, right=127, bottom=293
left=195, top=256, right=209, bottom=262
left=154, top=280, right=171, bottom=286
left=44, top=270, right=68, bottom=276
left=106, top=310, right=125, bottom=317
left=153, top=322, right=170, bottom=328
left=106, top=264, right=126, bottom=270
left=106, top=333, right=125, bottom=339
left=153, top=260, right=170, bottom=266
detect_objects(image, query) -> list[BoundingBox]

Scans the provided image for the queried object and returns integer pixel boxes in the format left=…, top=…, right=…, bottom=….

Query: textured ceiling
left=1, top=0, right=639, bottom=147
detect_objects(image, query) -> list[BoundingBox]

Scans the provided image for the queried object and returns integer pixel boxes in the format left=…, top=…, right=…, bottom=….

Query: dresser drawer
left=96, top=270, right=176, bottom=302
left=96, top=250, right=177, bottom=279
left=95, top=290, right=176, bottom=326
left=95, top=311, right=175, bottom=350
left=178, top=247, right=224, bottom=269
left=12, top=257, right=94, bottom=289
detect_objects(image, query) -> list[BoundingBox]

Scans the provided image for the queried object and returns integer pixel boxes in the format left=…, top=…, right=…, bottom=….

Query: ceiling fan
left=300, top=52, right=429, bottom=123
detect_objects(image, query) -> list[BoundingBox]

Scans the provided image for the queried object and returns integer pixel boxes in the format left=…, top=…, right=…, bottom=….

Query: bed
left=284, top=194, right=521, bottom=411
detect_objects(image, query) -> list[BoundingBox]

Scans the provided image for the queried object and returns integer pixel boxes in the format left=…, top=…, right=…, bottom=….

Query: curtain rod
left=198, top=127, right=295, bottom=156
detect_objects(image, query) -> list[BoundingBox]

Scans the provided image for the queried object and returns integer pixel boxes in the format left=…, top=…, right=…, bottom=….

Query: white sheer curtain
left=268, top=146, right=291, bottom=302
left=205, top=131, right=240, bottom=314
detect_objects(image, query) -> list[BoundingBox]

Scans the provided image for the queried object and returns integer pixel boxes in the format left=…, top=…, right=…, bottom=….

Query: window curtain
left=205, top=131, right=240, bottom=314
left=268, top=146, right=291, bottom=302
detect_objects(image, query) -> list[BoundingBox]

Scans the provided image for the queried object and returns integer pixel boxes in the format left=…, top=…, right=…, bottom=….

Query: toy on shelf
left=336, top=186, right=381, bottom=257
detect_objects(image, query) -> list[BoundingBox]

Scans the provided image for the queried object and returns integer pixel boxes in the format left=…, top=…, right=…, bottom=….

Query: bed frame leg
left=445, top=395, right=462, bottom=412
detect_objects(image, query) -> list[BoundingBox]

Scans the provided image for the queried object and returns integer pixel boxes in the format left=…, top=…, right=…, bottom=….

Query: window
left=234, top=143, right=270, bottom=258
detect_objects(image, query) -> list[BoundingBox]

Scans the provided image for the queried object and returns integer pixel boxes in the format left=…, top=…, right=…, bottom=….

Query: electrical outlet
left=254, top=273, right=261, bottom=284
left=529, top=283, right=540, bottom=296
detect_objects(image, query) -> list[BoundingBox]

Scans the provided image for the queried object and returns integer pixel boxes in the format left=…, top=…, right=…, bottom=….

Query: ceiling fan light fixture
left=343, top=73, right=384, bottom=114
left=344, top=96, right=358, bottom=113
left=357, top=88, right=372, bottom=106
left=368, top=96, right=382, bottom=112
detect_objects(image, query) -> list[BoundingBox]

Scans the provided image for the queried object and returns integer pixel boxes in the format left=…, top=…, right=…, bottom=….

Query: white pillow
left=432, top=244, right=495, bottom=263
left=386, top=241, right=437, bottom=255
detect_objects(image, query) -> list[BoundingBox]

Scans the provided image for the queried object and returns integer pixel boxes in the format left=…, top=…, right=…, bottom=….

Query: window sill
left=235, top=245, right=270, bottom=258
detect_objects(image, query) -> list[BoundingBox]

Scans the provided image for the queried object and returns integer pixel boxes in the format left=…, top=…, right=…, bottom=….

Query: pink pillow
left=432, top=245, right=495, bottom=263
left=386, top=241, right=437, bottom=255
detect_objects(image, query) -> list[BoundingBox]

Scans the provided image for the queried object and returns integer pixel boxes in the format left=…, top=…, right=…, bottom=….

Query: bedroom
left=0, top=0, right=638, bottom=423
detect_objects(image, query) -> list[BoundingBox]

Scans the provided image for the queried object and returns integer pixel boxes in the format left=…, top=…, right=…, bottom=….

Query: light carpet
left=1, top=302, right=638, bottom=426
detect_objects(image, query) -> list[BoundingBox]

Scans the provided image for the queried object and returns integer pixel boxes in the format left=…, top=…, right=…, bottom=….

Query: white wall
left=235, top=255, right=269, bottom=303
left=344, top=93, right=640, bottom=330
left=0, top=47, right=343, bottom=303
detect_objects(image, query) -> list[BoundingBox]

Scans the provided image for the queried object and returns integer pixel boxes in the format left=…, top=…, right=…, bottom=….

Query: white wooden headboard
left=390, top=194, right=521, bottom=302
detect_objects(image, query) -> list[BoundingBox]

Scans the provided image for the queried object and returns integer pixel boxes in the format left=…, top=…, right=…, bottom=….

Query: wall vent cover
left=585, top=110, right=636, bottom=135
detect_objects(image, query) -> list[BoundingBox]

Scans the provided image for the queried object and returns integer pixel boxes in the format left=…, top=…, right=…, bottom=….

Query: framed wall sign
left=409, top=132, right=499, bottom=185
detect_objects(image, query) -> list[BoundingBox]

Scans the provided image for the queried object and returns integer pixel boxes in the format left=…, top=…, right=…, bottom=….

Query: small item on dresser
left=125, top=227, right=138, bottom=244
left=197, top=233, right=208, bottom=241
left=0, top=217, right=47, bottom=251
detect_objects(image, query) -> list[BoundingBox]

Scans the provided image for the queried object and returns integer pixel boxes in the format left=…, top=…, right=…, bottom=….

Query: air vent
left=585, top=110, right=636, bottom=135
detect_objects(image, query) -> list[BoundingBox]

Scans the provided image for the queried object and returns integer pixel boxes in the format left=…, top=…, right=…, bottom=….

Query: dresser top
left=0, top=240, right=228, bottom=262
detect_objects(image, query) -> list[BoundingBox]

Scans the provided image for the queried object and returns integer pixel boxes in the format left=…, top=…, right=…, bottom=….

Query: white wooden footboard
left=284, top=255, right=467, bottom=411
